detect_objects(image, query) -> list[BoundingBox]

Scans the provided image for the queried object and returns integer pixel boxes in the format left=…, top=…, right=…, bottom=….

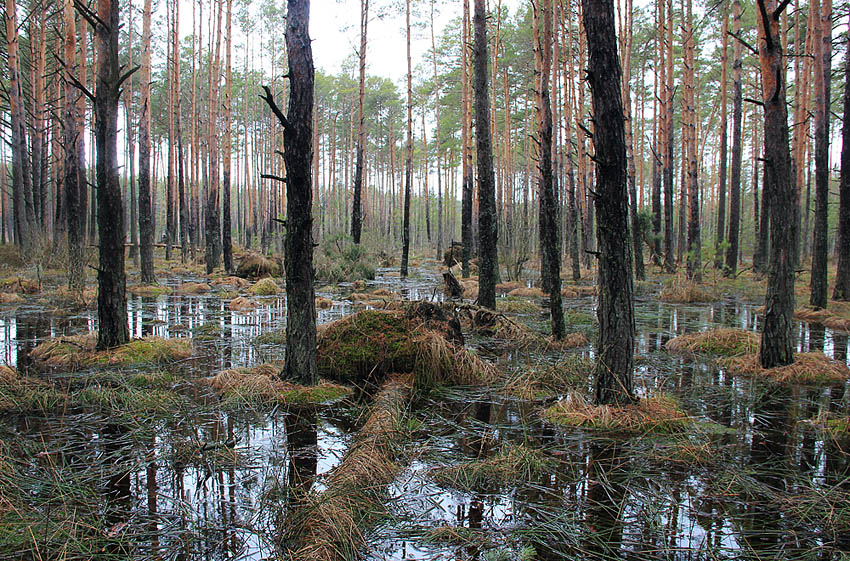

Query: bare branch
left=260, top=85, right=289, bottom=129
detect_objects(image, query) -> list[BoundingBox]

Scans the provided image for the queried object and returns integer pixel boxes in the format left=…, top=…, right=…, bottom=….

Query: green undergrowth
left=30, top=334, right=193, bottom=370
left=314, top=234, right=377, bottom=283
left=665, top=328, right=758, bottom=356
left=249, top=277, right=281, bottom=296
left=431, top=443, right=555, bottom=491
left=206, top=364, right=352, bottom=408
left=127, top=283, right=172, bottom=297
left=497, top=296, right=540, bottom=314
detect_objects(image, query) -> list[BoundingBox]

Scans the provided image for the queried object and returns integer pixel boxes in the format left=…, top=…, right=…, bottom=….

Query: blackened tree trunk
left=261, top=0, right=317, bottom=385
left=715, top=7, right=729, bottom=269
left=351, top=0, right=368, bottom=245
left=138, top=0, right=155, bottom=283
left=533, top=0, right=563, bottom=335
left=583, top=0, right=635, bottom=405
left=833, top=12, right=850, bottom=301
left=754, top=162, right=770, bottom=273
left=474, top=0, right=498, bottom=310
left=809, top=0, right=831, bottom=309
left=222, top=0, right=233, bottom=273
left=757, top=0, right=795, bottom=368
left=684, top=0, right=700, bottom=282
left=662, top=0, right=675, bottom=273
left=724, top=0, right=743, bottom=277
left=400, top=0, right=413, bottom=278
left=205, top=0, right=223, bottom=274
left=63, top=0, right=86, bottom=291
left=93, top=0, right=130, bottom=350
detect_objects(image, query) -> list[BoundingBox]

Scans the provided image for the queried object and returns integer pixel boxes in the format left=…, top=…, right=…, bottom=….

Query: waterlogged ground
left=0, top=262, right=848, bottom=560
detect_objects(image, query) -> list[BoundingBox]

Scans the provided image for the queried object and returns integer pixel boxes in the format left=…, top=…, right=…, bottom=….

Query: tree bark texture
left=757, top=0, right=796, bottom=368
left=725, top=0, right=743, bottom=277
left=400, top=0, right=413, bottom=278
left=94, top=0, right=130, bottom=350
left=583, top=0, right=635, bottom=405
left=833, top=12, right=850, bottom=301
left=474, top=0, right=498, bottom=310
left=138, top=0, right=156, bottom=283
left=351, top=0, right=368, bottom=245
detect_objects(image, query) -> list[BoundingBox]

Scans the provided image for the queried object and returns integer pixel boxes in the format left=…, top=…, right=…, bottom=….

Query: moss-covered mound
left=236, top=253, right=281, bottom=279
left=666, top=328, right=758, bottom=356
left=316, top=304, right=495, bottom=387
left=127, top=283, right=172, bottom=297
left=205, top=364, right=351, bottom=407
left=722, top=352, right=850, bottom=385
left=542, top=393, right=693, bottom=434
left=176, top=282, right=211, bottom=295
left=30, top=334, right=193, bottom=371
left=210, top=276, right=251, bottom=289
left=249, top=277, right=281, bottom=296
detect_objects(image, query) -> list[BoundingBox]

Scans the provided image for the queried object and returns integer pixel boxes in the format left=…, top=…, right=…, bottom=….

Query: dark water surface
left=1, top=269, right=848, bottom=560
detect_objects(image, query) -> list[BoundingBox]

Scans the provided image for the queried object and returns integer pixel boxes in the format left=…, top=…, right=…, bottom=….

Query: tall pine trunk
left=833, top=12, right=850, bottom=301
left=138, top=0, right=155, bottom=283
left=724, top=0, right=743, bottom=277
left=461, top=0, right=473, bottom=278
left=715, top=7, right=729, bottom=269
left=222, top=0, right=233, bottom=273
left=94, top=0, right=130, bottom=350
left=400, top=0, right=413, bottom=278
left=351, top=0, right=368, bottom=245
left=757, top=0, right=796, bottom=368
left=583, top=0, right=635, bottom=405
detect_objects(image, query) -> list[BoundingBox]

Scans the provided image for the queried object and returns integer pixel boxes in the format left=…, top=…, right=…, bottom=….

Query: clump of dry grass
left=210, top=276, right=251, bottom=289
left=659, top=278, right=716, bottom=303
left=176, top=282, right=211, bottom=295
left=227, top=296, right=258, bottom=311
left=205, top=363, right=351, bottom=406
left=285, top=375, right=412, bottom=561
left=127, top=283, right=171, bottom=297
left=236, top=253, right=281, bottom=279
left=502, top=356, right=592, bottom=399
left=249, top=277, right=281, bottom=296
left=508, top=286, right=545, bottom=298
left=47, top=286, right=97, bottom=308
left=0, top=366, right=67, bottom=411
left=722, top=352, right=850, bottom=385
left=315, top=297, right=333, bottom=309
left=0, top=293, right=24, bottom=304
left=461, top=279, right=479, bottom=299
left=30, top=334, right=192, bottom=370
left=665, top=328, right=758, bottom=356
left=561, top=287, right=579, bottom=299
left=542, top=392, right=693, bottom=434
left=496, top=281, right=524, bottom=293
left=431, top=443, right=554, bottom=491
left=463, top=305, right=588, bottom=353
left=794, top=307, right=850, bottom=332
left=413, top=330, right=498, bottom=387
left=0, top=276, right=38, bottom=294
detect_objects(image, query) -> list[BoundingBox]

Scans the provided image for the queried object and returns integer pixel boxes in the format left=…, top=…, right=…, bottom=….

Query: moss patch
left=31, top=335, right=192, bottom=370
left=542, top=393, right=694, bottom=434
left=249, top=277, right=281, bottom=296
left=236, top=253, right=281, bottom=279
left=721, top=352, right=850, bottom=385
left=666, top=328, right=758, bottom=356
left=127, top=283, right=172, bottom=297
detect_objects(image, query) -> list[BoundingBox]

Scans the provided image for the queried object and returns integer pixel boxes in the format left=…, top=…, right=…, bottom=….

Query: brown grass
left=210, top=276, right=251, bottom=289
left=47, top=286, right=97, bottom=308
left=0, top=293, right=24, bottom=304
left=236, top=253, right=281, bottom=279
left=285, top=375, right=413, bottom=561
left=793, top=307, right=850, bottom=332
left=461, top=279, right=479, bottom=299
left=249, top=278, right=281, bottom=296
left=665, top=328, right=759, bottom=356
left=31, top=334, right=192, bottom=370
left=227, top=296, right=258, bottom=311
left=413, top=330, right=498, bottom=386
left=659, top=279, right=716, bottom=303
left=722, top=352, right=850, bottom=385
left=176, top=282, right=211, bottom=295
left=495, top=281, right=523, bottom=293
left=508, top=286, right=545, bottom=298
left=206, top=364, right=351, bottom=406
left=316, top=297, right=333, bottom=309
left=543, top=392, right=693, bottom=434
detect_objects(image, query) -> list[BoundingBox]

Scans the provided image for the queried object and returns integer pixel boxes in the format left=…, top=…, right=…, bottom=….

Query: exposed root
left=665, top=328, right=758, bottom=356
left=285, top=375, right=413, bottom=561
left=722, top=352, right=850, bottom=385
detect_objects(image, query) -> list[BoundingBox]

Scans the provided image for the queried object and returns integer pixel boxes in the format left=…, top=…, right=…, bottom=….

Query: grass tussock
left=413, top=330, right=498, bottom=387
left=496, top=281, right=524, bottom=293
left=46, top=286, right=97, bottom=308
left=497, top=296, right=540, bottom=313
left=508, top=286, right=545, bottom=298
left=127, top=283, right=171, bottom=297
left=665, top=328, right=758, bottom=356
left=0, top=367, right=67, bottom=412
left=659, top=279, right=716, bottom=303
left=0, top=244, right=24, bottom=268
left=502, top=356, right=592, bottom=399
left=285, top=375, right=412, bottom=561
left=722, top=352, right=850, bottom=385
left=314, top=235, right=377, bottom=283
left=31, top=334, right=192, bottom=370
left=0, top=292, right=24, bottom=304
left=315, top=296, right=333, bottom=309
left=431, top=443, right=554, bottom=491
left=210, top=275, right=252, bottom=289
left=0, top=276, right=39, bottom=294
left=461, top=279, right=479, bottom=299
left=227, top=296, right=258, bottom=311
left=249, top=277, right=281, bottom=296
left=176, top=282, right=211, bottom=295
left=235, top=253, right=281, bottom=279
left=793, top=307, right=850, bottom=332
left=464, top=305, right=588, bottom=353
left=542, top=393, right=693, bottom=434
left=205, top=364, right=351, bottom=407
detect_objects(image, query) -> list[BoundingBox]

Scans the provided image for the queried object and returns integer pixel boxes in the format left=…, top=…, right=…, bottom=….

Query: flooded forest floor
left=0, top=246, right=848, bottom=561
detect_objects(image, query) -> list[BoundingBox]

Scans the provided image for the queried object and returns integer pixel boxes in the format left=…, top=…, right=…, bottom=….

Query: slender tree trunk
left=461, top=0, right=473, bottom=278
left=684, top=0, right=701, bottom=281
left=138, top=0, right=155, bottom=283
left=725, top=0, right=743, bottom=277
left=757, top=0, right=795, bottom=368
left=63, top=0, right=86, bottom=290
left=205, top=0, right=223, bottom=273
left=833, top=12, right=850, bottom=301
left=431, top=0, right=443, bottom=258
left=351, top=0, right=368, bottom=245
left=809, top=0, right=831, bottom=309
left=94, top=0, right=130, bottom=350
left=222, top=0, right=233, bottom=273
left=583, top=0, right=635, bottom=405
left=165, top=0, right=176, bottom=261
left=715, top=7, right=729, bottom=269
left=622, top=0, right=643, bottom=281
left=662, top=0, right=675, bottom=273
left=400, top=0, right=413, bottom=277
left=473, top=0, right=499, bottom=310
